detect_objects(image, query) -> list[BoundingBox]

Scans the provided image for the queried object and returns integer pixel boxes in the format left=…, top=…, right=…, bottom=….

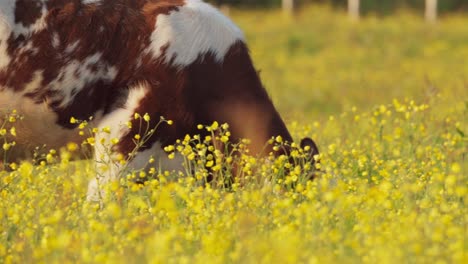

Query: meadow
left=1, top=5, right=467, bottom=263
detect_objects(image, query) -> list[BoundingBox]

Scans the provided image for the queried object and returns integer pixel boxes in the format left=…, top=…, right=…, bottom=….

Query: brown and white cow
left=0, top=0, right=318, bottom=200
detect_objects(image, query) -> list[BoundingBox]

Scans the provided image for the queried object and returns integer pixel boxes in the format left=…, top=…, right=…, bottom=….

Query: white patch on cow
left=47, top=53, right=118, bottom=107
left=52, top=32, right=60, bottom=49
left=13, top=41, right=40, bottom=62
left=148, top=0, right=244, bottom=66
left=88, top=82, right=149, bottom=201
left=65, top=40, right=80, bottom=54
left=0, top=0, right=16, bottom=28
left=0, top=25, right=11, bottom=69
left=82, top=0, right=102, bottom=4
left=95, top=82, right=149, bottom=153
left=0, top=0, right=15, bottom=69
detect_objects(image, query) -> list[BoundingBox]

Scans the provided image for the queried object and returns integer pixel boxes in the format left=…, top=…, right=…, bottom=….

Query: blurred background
left=206, top=0, right=468, bottom=128
left=211, top=0, right=467, bottom=14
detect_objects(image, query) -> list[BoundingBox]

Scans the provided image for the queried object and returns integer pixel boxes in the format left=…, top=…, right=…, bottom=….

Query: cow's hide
left=0, top=0, right=319, bottom=200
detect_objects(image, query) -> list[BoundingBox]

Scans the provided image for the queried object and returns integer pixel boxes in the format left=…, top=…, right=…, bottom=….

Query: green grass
left=1, top=5, right=467, bottom=263
left=233, top=6, right=467, bottom=120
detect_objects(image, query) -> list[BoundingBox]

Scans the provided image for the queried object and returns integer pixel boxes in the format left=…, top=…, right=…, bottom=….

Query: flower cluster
left=1, top=95, right=464, bottom=263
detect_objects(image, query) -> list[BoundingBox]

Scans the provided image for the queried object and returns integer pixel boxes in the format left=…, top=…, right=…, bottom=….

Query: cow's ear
left=300, top=137, right=319, bottom=158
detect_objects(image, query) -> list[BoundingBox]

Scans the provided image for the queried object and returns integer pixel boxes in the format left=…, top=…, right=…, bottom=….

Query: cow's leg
left=87, top=137, right=184, bottom=201
left=86, top=100, right=137, bottom=202
left=86, top=82, right=185, bottom=201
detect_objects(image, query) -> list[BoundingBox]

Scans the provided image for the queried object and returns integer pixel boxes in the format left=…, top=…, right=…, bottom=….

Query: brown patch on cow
left=214, top=101, right=276, bottom=155
left=142, top=0, right=185, bottom=26
left=186, top=41, right=293, bottom=155
left=116, top=49, right=195, bottom=155
left=14, top=0, right=44, bottom=26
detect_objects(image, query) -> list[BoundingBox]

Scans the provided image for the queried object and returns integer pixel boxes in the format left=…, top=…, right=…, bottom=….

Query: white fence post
left=219, top=4, right=230, bottom=16
left=348, top=0, right=360, bottom=21
left=425, top=0, right=438, bottom=23
left=282, top=0, right=295, bottom=15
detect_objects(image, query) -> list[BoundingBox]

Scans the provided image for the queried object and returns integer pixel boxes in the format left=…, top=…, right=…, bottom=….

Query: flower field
left=1, top=5, right=467, bottom=263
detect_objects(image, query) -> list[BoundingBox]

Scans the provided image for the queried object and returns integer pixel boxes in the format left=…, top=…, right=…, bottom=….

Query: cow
left=0, top=0, right=319, bottom=200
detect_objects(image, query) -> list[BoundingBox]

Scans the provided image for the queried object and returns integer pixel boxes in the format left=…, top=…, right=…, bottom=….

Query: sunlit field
left=1, top=5, right=467, bottom=263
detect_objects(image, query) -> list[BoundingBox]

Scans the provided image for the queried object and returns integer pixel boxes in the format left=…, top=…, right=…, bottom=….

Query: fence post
left=425, top=0, right=438, bottom=23
left=348, top=0, right=360, bottom=21
left=282, top=0, right=295, bottom=15
left=219, top=4, right=230, bottom=16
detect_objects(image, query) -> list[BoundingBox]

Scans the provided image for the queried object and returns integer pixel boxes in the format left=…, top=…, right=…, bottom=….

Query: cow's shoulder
left=145, top=0, right=245, bottom=66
